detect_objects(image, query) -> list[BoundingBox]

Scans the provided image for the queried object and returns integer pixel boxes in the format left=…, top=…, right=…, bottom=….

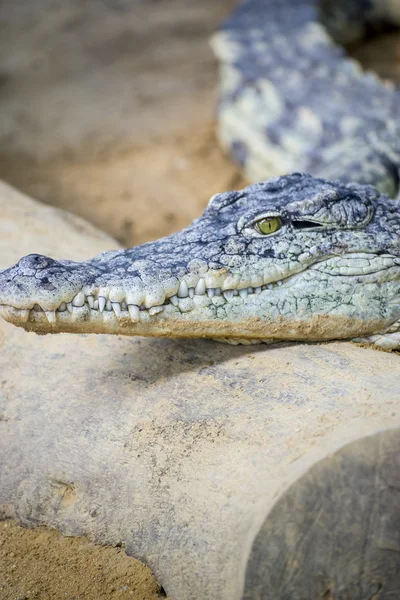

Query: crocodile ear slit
left=292, top=220, right=324, bottom=230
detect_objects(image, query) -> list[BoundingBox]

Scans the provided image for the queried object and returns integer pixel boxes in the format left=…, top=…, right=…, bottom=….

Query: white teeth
left=98, top=297, right=106, bottom=313
left=195, top=279, right=206, bottom=295
left=178, top=281, right=189, bottom=298
left=223, top=290, right=234, bottom=302
left=45, top=277, right=288, bottom=321
left=98, top=288, right=109, bottom=300
left=45, top=310, right=56, bottom=323
left=128, top=305, right=139, bottom=322
left=149, top=306, right=164, bottom=315
left=12, top=274, right=292, bottom=325
left=112, top=302, right=121, bottom=318
left=72, top=292, right=85, bottom=307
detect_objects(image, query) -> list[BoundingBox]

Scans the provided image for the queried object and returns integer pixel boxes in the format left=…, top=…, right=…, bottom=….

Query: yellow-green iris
left=256, top=217, right=282, bottom=235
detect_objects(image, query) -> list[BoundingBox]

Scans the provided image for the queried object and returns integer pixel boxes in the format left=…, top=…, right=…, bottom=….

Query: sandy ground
left=0, top=521, right=165, bottom=600
left=0, top=0, right=400, bottom=597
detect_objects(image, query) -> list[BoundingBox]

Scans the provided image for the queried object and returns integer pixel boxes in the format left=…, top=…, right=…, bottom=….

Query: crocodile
left=1, top=0, right=400, bottom=350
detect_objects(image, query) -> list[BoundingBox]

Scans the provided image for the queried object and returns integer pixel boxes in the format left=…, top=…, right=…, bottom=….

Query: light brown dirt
left=0, top=0, right=241, bottom=247
left=0, top=125, right=244, bottom=247
left=0, top=520, right=165, bottom=600
left=0, top=1, right=399, bottom=597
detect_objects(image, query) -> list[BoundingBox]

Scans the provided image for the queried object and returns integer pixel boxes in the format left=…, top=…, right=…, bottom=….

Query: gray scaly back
left=1, top=0, right=400, bottom=349
left=212, top=0, right=400, bottom=196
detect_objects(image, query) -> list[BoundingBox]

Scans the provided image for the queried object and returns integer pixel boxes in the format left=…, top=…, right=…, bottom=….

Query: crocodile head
left=1, top=173, right=400, bottom=346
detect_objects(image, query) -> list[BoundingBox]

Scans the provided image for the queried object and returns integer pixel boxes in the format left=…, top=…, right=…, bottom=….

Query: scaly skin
left=1, top=0, right=400, bottom=348
left=212, top=0, right=400, bottom=192
left=1, top=174, right=400, bottom=348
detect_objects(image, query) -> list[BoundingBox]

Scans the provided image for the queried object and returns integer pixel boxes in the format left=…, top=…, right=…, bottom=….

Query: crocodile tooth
left=195, top=279, right=206, bottom=295
left=277, top=280, right=283, bottom=287
left=121, top=300, right=127, bottom=310
left=223, top=290, right=234, bottom=302
left=58, top=302, right=67, bottom=312
left=170, top=295, right=179, bottom=306
left=207, top=289, right=215, bottom=298
left=247, top=287, right=253, bottom=294
left=128, top=305, right=140, bottom=322
left=188, top=287, right=195, bottom=298
left=67, top=302, right=73, bottom=313
left=267, top=283, right=273, bottom=290
left=106, top=300, right=112, bottom=311
left=93, top=299, right=99, bottom=310
left=233, top=289, right=238, bottom=296
left=98, top=297, right=106, bottom=312
left=178, top=281, right=189, bottom=298
left=215, top=288, right=222, bottom=296
left=255, top=287, right=262, bottom=294
left=112, top=302, right=121, bottom=317
left=45, top=310, right=57, bottom=323
left=72, top=292, right=85, bottom=307
left=87, top=295, right=94, bottom=309
left=149, top=306, right=164, bottom=315
left=239, top=289, right=248, bottom=299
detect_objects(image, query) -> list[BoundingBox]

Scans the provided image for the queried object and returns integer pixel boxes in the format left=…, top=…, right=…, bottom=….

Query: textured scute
left=213, top=0, right=400, bottom=193
left=1, top=173, right=400, bottom=341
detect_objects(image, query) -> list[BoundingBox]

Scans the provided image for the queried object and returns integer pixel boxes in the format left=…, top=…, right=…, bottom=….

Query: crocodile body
left=1, top=0, right=400, bottom=349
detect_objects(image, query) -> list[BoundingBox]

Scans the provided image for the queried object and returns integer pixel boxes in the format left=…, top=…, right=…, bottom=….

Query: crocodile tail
left=211, top=0, right=400, bottom=197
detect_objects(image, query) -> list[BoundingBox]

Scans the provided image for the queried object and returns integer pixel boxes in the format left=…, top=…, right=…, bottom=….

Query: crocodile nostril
left=18, top=254, right=57, bottom=271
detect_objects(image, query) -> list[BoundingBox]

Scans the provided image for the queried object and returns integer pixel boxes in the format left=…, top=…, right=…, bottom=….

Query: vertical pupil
left=258, top=217, right=280, bottom=234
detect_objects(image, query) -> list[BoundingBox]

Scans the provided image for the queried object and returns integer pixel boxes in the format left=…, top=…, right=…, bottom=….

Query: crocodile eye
left=255, top=217, right=282, bottom=235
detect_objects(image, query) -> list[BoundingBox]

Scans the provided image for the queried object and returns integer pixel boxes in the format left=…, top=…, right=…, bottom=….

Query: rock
left=1, top=181, right=400, bottom=599
left=0, top=180, right=120, bottom=264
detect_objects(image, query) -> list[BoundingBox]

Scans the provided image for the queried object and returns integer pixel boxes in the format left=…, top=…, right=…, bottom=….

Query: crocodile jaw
left=1, top=254, right=399, bottom=342
left=1, top=174, right=400, bottom=343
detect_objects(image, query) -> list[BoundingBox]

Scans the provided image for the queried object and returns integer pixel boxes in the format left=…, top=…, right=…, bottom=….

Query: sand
left=0, top=521, right=165, bottom=600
